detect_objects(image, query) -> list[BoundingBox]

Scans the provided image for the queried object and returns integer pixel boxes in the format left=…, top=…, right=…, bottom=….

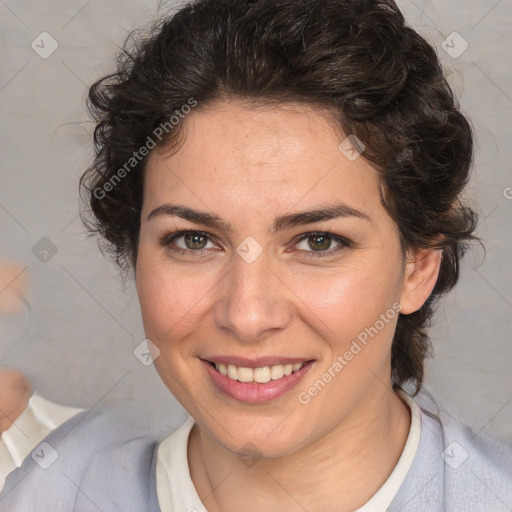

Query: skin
left=135, top=99, right=442, bottom=512
left=0, top=368, right=32, bottom=432
left=0, top=261, right=28, bottom=315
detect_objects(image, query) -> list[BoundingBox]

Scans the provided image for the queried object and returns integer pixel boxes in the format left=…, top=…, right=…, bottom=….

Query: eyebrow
left=146, top=202, right=371, bottom=233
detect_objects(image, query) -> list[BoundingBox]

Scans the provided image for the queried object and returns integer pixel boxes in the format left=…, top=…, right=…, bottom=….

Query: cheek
left=136, top=252, right=217, bottom=343
left=290, top=262, right=400, bottom=342
left=293, top=268, right=401, bottom=402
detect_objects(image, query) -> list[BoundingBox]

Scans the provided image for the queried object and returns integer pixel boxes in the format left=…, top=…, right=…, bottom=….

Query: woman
left=2, top=0, right=511, bottom=510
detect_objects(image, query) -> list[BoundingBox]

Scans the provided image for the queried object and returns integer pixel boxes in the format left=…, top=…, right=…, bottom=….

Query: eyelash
left=158, top=229, right=353, bottom=258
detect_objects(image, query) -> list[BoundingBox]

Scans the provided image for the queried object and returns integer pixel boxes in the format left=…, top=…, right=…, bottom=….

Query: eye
left=294, top=231, right=352, bottom=257
left=159, top=230, right=218, bottom=255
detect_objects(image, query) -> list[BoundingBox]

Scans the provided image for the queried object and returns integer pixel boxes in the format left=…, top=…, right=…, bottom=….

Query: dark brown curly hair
left=79, top=0, right=479, bottom=394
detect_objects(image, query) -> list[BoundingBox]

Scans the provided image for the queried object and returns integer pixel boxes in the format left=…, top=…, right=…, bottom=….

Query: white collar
left=1, top=393, right=84, bottom=467
left=356, top=387, right=422, bottom=511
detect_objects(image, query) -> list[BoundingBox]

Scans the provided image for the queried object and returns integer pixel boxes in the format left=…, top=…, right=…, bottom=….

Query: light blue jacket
left=1, top=390, right=511, bottom=511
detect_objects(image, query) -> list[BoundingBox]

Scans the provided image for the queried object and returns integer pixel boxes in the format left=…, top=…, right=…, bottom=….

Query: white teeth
left=270, top=365, right=284, bottom=380
left=238, top=366, right=254, bottom=383
left=213, top=361, right=306, bottom=383
left=253, top=367, right=271, bottom=383
left=227, top=364, right=238, bottom=380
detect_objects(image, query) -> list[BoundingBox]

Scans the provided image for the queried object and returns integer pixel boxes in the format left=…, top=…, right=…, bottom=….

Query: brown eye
left=295, top=232, right=352, bottom=258
left=182, top=232, right=209, bottom=250
left=159, top=230, right=217, bottom=255
left=307, top=234, right=332, bottom=251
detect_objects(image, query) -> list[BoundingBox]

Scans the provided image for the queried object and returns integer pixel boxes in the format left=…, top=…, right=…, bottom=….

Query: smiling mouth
left=205, top=360, right=315, bottom=384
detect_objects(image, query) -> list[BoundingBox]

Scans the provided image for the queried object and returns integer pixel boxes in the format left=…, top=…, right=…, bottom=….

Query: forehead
left=143, top=100, right=381, bottom=220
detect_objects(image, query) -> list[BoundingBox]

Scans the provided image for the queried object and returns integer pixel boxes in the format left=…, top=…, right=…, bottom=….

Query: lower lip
left=201, top=359, right=315, bottom=404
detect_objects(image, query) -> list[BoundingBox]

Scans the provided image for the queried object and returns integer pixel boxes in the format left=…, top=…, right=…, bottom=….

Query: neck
left=189, top=384, right=411, bottom=512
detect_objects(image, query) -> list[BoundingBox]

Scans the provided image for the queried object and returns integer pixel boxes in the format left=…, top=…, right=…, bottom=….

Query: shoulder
left=416, top=387, right=512, bottom=474
left=0, top=405, right=169, bottom=512
left=77, top=433, right=162, bottom=511
left=436, top=404, right=512, bottom=510
left=394, top=387, right=512, bottom=511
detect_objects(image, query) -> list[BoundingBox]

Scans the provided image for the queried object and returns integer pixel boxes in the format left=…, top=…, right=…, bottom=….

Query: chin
left=206, top=413, right=307, bottom=459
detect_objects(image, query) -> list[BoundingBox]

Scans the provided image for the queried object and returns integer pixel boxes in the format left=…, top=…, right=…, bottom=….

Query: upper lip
left=201, top=356, right=315, bottom=368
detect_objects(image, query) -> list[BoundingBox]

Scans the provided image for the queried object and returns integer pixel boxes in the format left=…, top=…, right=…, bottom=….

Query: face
left=136, top=100, right=411, bottom=458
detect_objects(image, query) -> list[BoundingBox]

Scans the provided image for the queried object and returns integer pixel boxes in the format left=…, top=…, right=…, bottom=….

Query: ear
left=399, top=248, right=443, bottom=315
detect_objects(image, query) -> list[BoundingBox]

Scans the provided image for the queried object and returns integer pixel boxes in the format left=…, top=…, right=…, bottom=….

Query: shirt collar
left=1, top=394, right=52, bottom=467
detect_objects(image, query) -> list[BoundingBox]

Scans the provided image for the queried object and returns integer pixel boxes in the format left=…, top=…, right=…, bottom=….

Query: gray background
left=1, top=0, right=511, bottom=441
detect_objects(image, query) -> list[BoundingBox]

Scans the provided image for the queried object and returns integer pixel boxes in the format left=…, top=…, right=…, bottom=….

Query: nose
left=213, top=246, right=293, bottom=343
